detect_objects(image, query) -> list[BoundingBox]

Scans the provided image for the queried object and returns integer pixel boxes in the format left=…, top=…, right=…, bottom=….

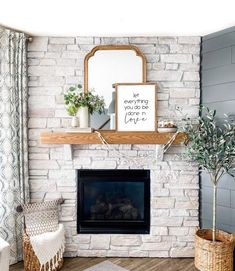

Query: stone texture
left=161, top=54, right=192, bottom=63
left=129, top=37, right=158, bottom=44
left=28, top=118, right=47, bottom=128
left=129, top=250, right=149, bottom=257
left=151, top=226, right=168, bottom=236
left=141, top=242, right=172, bottom=251
left=27, top=35, right=200, bottom=258
left=39, top=75, right=65, bottom=86
left=47, top=118, right=61, bottom=128
left=90, top=235, right=110, bottom=250
left=178, top=36, right=201, bottom=44
left=49, top=37, right=75, bottom=44
left=170, top=247, right=194, bottom=257
left=169, top=88, right=195, bottom=98
left=29, top=160, right=59, bottom=170
left=148, top=70, right=183, bottom=81
left=111, top=236, right=141, bottom=246
left=149, top=251, right=169, bottom=257
left=152, top=197, right=175, bottom=208
left=29, top=153, right=49, bottom=160
left=183, top=71, right=200, bottom=81
left=76, top=37, right=94, bottom=44
left=151, top=217, right=183, bottom=227
left=28, top=37, right=48, bottom=52
left=166, top=63, right=179, bottom=70
left=159, top=37, right=177, bottom=44
left=29, top=87, right=62, bottom=96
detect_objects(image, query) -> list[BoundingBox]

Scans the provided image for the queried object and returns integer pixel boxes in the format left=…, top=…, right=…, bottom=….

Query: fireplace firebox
left=77, top=169, right=150, bottom=234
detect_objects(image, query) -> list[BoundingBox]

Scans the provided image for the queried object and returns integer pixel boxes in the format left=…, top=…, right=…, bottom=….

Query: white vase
left=71, top=116, right=79, bottom=127
left=79, top=106, right=90, bottom=128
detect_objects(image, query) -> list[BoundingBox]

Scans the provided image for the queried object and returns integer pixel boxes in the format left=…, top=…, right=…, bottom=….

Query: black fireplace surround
left=77, top=169, right=150, bottom=234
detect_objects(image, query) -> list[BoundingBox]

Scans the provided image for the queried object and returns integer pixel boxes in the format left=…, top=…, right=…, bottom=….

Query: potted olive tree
left=64, top=84, right=105, bottom=128
left=184, top=108, right=235, bottom=271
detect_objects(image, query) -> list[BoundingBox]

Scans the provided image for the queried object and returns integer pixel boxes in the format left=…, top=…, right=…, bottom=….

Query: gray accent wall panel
left=203, top=26, right=235, bottom=40
left=201, top=47, right=231, bottom=70
left=202, top=30, right=235, bottom=53
left=202, top=64, right=235, bottom=86
left=203, top=100, right=235, bottom=118
left=201, top=27, right=235, bottom=233
left=202, top=82, right=235, bottom=103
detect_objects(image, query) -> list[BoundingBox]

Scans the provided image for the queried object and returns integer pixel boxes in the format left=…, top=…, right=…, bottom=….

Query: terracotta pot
left=195, top=229, right=234, bottom=271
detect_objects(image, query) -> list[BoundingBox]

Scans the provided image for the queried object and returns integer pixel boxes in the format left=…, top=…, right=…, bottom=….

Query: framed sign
left=116, top=83, right=157, bottom=131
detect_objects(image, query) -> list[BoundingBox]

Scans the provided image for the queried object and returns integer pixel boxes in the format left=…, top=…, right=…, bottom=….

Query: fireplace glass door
left=77, top=169, right=150, bottom=234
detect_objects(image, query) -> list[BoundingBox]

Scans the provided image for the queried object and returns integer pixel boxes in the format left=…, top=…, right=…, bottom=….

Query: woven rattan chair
left=17, top=199, right=64, bottom=271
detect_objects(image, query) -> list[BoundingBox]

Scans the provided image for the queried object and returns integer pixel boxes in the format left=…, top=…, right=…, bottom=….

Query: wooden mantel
left=40, top=130, right=187, bottom=145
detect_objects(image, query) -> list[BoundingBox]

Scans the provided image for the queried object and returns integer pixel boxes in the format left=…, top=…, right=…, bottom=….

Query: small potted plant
left=64, top=84, right=105, bottom=128
left=184, top=108, right=235, bottom=271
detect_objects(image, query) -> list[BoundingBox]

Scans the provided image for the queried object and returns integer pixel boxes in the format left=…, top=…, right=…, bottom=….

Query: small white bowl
left=157, top=127, right=177, bottom=133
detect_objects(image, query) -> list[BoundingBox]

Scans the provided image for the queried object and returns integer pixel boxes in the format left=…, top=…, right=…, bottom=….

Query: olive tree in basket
left=184, top=108, right=235, bottom=271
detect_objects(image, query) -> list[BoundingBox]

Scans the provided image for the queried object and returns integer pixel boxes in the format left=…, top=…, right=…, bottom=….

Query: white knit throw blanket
left=30, top=224, right=65, bottom=271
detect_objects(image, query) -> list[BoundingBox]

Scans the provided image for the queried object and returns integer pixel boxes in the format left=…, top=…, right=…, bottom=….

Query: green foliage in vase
left=64, top=84, right=105, bottom=116
left=184, top=107, right=235, bottom=241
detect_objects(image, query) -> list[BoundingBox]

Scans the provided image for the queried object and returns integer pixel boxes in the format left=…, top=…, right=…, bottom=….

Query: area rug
left=83, top=260, right=128, bottom=271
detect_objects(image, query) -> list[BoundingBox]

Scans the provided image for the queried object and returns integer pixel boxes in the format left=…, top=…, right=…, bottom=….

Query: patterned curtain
left=0, top=27, right=29, bottom=264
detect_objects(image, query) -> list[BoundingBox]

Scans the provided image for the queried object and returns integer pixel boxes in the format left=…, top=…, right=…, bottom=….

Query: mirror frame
left=84, top=45, right=147, bottom=93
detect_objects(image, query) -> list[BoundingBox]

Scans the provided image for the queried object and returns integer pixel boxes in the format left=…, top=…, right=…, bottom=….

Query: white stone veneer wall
left=27, top=36, right=201, bottom=257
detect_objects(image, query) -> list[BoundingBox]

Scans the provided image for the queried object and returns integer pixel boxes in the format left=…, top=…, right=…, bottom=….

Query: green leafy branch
left=64, top=84, right=105, bottom=116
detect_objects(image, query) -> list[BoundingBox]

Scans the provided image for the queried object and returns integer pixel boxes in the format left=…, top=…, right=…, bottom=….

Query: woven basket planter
left=23, top=233, right=63, bottom=271
left=195, top=229, right=234, bottom=271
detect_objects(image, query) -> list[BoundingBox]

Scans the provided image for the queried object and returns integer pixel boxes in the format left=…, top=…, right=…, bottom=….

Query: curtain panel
left=0, top=27, right=29, bottom=264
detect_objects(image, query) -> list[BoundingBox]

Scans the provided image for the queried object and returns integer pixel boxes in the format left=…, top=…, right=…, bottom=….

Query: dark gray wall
left=201, top=27, right=235, bottom=232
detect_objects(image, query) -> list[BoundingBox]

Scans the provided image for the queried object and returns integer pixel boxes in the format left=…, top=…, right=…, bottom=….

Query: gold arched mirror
left=84, top=45, right=147, bottom=129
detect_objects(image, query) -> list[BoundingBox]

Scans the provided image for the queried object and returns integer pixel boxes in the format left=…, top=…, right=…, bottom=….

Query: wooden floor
left=10, top=257, right=197, bottom=271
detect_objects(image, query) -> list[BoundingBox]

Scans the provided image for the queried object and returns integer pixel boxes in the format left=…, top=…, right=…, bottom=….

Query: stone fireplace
left=28, top=36, right=200, bottom=257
